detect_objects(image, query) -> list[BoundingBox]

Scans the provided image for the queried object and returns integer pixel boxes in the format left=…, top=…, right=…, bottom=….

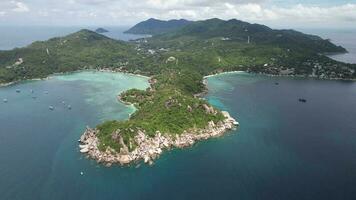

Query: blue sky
left=0, top=0, right=355, bottom=28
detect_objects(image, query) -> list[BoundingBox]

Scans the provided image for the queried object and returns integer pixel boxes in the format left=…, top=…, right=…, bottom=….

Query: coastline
left=0, top=68, right=151, bottom=88
left=79, top=111, right=238, bottom=166
left=204, top=70, right=246, bottom=78
left=0, top=77, right=50, bottom=88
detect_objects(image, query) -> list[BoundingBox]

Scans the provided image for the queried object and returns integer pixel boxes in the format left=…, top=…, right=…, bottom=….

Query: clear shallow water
left=1, top=71, right=356, bottom=200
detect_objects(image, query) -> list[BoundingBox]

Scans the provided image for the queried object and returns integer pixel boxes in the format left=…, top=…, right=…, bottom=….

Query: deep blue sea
left=0, top=27, right=356, bottom=200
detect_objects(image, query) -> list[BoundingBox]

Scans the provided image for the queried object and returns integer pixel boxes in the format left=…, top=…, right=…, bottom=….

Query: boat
left=44, top=91, right=49, bottom=94
left=275, top=82, right=279, bottom=85
left=68, top=105, right=72, bottom=110
left=3, top=98, right=8, bottom=103
left=49, top=106, right=54, bottom=110
left=31, top=89, right=34, bottom=93
left=298, top=98, right=307, bottom=103
left=16, top=89, right=21, bottom=93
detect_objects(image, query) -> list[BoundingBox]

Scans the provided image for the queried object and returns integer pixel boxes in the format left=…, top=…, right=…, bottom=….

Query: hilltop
left=124, top=18, right=193, bottom=35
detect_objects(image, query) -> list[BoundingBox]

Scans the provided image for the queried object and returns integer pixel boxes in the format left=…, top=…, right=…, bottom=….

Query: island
left=95, top=28, right=109, bottom=33
left=1, top=18, right=355, bottom=166
left=124, top=18, right=192, bottom=35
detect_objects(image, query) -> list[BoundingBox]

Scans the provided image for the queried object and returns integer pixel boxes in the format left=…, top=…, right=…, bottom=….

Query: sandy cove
left=79, top=111, right=238, bottom=166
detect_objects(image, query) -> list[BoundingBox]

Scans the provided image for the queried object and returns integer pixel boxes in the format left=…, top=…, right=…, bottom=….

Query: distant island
left=1, top=18, right=355, bottom=166
left=95, top=28, right=109, bottom=33
left=124, top=18, right=192, bottom=35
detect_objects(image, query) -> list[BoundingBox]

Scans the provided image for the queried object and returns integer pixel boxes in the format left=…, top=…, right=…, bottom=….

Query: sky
left=0, top=0, right=356, bottom=28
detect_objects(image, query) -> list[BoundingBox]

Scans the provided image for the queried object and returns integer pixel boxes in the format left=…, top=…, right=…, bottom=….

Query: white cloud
left=270, top=3, right=356, bottom=22
left=11, top=1, right=30, bottom=12
left=0, top=1, right=29, bottom=14
left=0, top=0, right=355, bottom=28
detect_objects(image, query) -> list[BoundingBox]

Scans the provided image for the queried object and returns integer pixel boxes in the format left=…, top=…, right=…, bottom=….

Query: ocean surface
left=1, top=71, right=356, bottom=200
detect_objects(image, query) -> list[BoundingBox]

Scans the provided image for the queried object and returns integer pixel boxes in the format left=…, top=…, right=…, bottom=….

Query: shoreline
left=204, top=70, right=356, bottom=81
left=0, top=77, right=50, bottom=88
left=0, top=68, right=151, bottom=88
left=79, top=111, right=238, bottom=166
left=204, top=70, right=246, bottom=78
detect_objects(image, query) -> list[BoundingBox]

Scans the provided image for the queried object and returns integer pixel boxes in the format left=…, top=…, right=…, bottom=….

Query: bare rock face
left=79, top=111, right=238, bottom=166
left=202, top=104, right=217, bottom=115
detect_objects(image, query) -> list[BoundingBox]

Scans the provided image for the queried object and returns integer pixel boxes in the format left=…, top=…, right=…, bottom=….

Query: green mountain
left=124, top=18, right=192, bottom=35
left=142, top=18, right=353, bottom=78
left=157, top=18, right=346, bottom=54
left=0, top=29, right=149, bottom=83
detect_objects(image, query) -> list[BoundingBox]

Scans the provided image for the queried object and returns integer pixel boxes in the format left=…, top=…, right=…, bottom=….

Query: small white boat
left=68, top=105, right=72, bottom=110
left=80, top=148, right=89, bottom=153
left=3, top=98, right=8, bottom=103
left=49, top=106, right=54, bottom=110
left=79, top=144, right=88, bottom=149
left=80, top=171, right=84, bottom=175
left=44, top=91, right=49, bottom=94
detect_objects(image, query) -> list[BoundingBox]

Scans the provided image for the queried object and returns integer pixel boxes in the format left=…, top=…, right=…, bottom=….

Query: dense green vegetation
left=0, top=29, right=157, bottom=83
left=124, top=18, right=192, bottom=35
left=1, top=18, right=355, bottom=151
left=97, top=88, right=224, bottom=151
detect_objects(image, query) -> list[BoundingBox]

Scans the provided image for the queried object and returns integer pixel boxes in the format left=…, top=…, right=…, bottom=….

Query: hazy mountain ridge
left=124, top=18, right=193, bottom=35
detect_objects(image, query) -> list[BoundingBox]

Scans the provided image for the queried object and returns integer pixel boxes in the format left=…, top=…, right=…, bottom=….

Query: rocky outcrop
left=79, top=111, right=238, bottom=166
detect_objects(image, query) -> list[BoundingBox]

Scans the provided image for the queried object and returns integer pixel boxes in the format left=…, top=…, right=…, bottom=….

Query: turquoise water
left=0, top=71, right=149, bottom=199
left=1, top=71, right=356, bottom=199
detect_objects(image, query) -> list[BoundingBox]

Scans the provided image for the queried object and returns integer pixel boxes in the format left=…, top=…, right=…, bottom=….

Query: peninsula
left=1, top=18, right=355, bottom=166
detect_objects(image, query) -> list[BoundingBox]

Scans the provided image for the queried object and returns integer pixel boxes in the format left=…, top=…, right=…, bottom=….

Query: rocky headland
left=79, top=111, right=238, bottom=166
